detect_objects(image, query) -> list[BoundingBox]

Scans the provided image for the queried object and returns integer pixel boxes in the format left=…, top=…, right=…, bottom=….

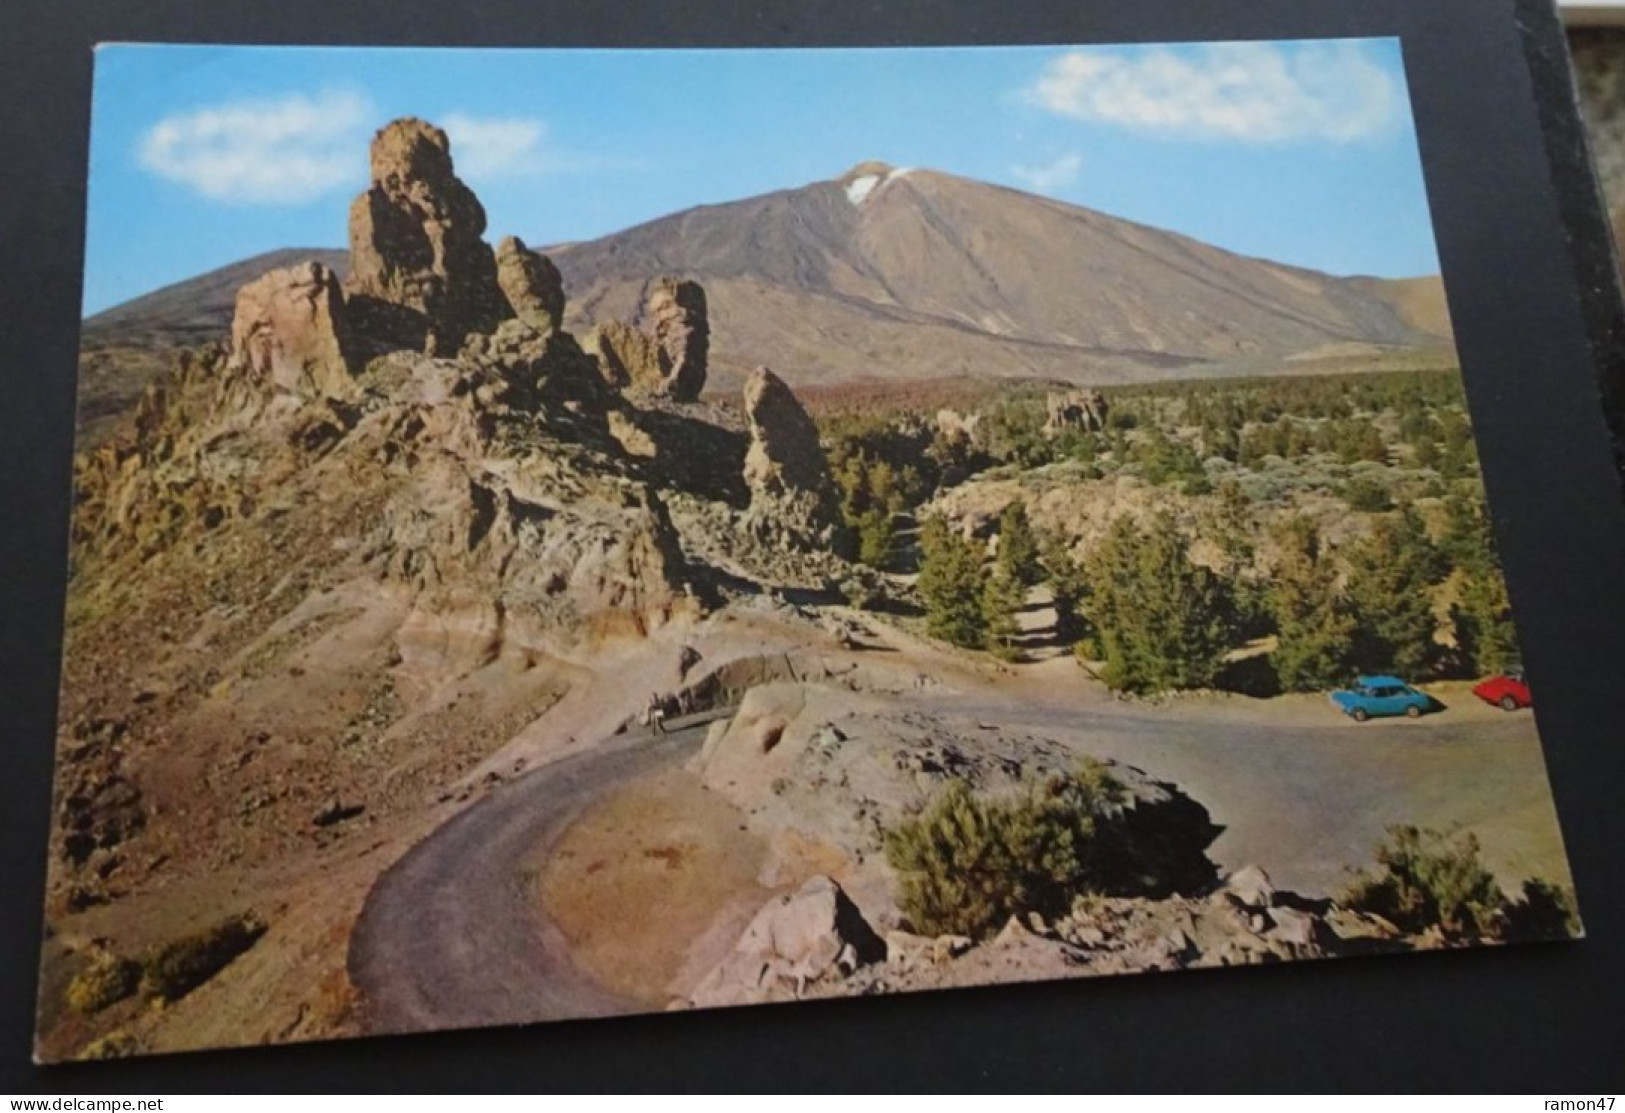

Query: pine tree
left=982, top=560, right=1027, bottom=662
left=1439, top=488, right=1522, bottom=674
left=1453, top=568, right=1520, bottom=675
left=1345, top=506, right=1447, bottom=678
left=918, top=517, right=988, bottom=649
left=1268, top=516, right=1357, bottom=691
left=1040, top=531, right=1090, bottom=646
left=856, top=509, right=895, bottom=569
left=1083, top=513, right=1234, bottom=693
left=996, top=500, right=1042, bottom=587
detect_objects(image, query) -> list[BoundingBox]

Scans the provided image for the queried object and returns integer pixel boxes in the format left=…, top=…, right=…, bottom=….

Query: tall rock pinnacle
left=346, top=118, right=511, bottom=352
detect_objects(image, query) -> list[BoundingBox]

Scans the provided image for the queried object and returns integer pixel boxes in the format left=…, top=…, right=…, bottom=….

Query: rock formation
left=584, top=319, right=660, bottom=392
left=228, top=262, right=359, bottom=400
left=460, top=318, right=615, bottom=419
left=741, top=366, right=844, bottom=550
left=648, top=278, right=709, bottom=401
left=1043, top=388, right=1109, bottom=437
left=494, top=236, right=566, bottom=333
left=346, top=118, right=510, bottom=352
left=686, top=876, right=886, bottom=1007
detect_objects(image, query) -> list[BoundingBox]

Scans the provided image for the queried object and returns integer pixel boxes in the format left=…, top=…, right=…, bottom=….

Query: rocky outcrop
left=228, top=262, right=359, bottom=400
left=346, top=118, right=510, bottom=352
left=648, top=278, right=709, bottom=401
left=583, top=319, right=661, bottom=393
left=1044, top=389, right=1109, bottom=437
left=741, top=366, right=844, bottom=551
left=494, top=236, right=565, bottom=333
left=460, top=319, right=616, bottom=419
left=685, top=876, right=886, bottom=1008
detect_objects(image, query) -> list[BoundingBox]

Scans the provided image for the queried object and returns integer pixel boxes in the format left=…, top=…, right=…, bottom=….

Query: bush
left=1342, top=476, right=1393, bottom=513
left=139, top=914, right=267, bottom=1001
left=65, top=951, right=140, bottom=1014
left=1342, top=825, right=1505, bottom=942
left=885, top=761, right=1219, bottom=939
left=884, top=764, right=1126, bottom=938
left=1501, top=878, right=1582, bottom=943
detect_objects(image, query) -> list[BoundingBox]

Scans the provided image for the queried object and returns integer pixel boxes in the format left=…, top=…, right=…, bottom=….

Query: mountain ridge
left=79, top=166, right=1453, bottom=415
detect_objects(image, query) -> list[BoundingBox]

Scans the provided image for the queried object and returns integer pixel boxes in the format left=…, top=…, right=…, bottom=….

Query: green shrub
left=65, top=951, right=140, bottom=1014
left=139, top=914, right=267, bottom=1001
left=1342, top=825, right=1505, bottom=942
left=884, top=764, right=1126, bottom=938
left=77, top=1031, right=142, bottom=1061
left=1501, top=878, right=1582, bottom=943
left=1342, top=476, right=1393, bottom=513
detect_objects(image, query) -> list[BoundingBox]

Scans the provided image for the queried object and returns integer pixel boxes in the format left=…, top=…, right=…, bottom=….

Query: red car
left=1473, top=669, right=1531, bottom=711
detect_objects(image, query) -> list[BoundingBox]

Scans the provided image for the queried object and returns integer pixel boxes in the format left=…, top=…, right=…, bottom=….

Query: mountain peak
left=839, top=161, right=913, bottom=205
left=842, top=159, right=896, bottom=181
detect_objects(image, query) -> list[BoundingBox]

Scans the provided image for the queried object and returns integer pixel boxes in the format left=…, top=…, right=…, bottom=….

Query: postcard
left=39, top=39, right=1581, bottom=1061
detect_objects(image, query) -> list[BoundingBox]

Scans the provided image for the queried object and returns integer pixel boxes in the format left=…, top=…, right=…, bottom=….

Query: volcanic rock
left=686, top=875, right=885, bottom=1007
left=495, top=236, right=566, bottom=333
left=647, top=277, right=709, bottom=400
left=346, top=118, right=510, bottom=352
left=228, top=262, right=359, bottom=400
left=583, top=319, right=660, bottom=392
left=741, top=366, right=844, bottom=550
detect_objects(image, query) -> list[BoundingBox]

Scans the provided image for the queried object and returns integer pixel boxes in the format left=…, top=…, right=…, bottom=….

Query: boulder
left=346, top=118, right=510, bottom=351
left=648, top=277, right=709, bottom=401
left=687, top=876, right=885, bottom=1007
left=1213, top=864, right=1276, bottom=910
left=494, top=235, right=566, bottom=333
left=741, top=366, right=844, bottom=550
left=228, top=262, right=359, bottom=400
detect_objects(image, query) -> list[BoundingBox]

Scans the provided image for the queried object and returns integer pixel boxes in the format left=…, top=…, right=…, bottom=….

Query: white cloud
left=139, top=95, right=609, bottom=204
left=1011, top=153, right=1083, bottom=194
left=138, top=89, right=371, bottom=205
left=440, top=113, right=554, bottom=181
left=1025, top=41, right=1400, bottom=144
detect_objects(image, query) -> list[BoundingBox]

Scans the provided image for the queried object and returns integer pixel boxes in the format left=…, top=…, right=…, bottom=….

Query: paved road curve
left=348, top=698, right=1558, bottom=1035
left=348, top=725, right=706, bottom=1035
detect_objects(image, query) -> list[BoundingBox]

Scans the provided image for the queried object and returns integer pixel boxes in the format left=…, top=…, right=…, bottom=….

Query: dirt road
left=347, top=724, right=706, bottom=1035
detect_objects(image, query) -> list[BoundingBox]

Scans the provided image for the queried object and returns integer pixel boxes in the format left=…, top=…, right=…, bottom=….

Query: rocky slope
left=43, top=117, right=854, bottom=1059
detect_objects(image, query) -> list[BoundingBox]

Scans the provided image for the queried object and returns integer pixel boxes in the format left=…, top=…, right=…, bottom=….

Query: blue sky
left=82, top=39, right=1440, bottom=316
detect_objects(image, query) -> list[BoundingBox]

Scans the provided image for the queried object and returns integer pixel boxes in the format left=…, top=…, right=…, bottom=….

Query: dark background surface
left=3, top=0, right=1624, bottom=1093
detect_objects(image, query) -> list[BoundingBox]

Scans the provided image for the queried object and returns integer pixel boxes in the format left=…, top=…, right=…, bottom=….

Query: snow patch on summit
left=845, top=166, right=913, bottom=206
left=845, top=175, right=881, bottom=205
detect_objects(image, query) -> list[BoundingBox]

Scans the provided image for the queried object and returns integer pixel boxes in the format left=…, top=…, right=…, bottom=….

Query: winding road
left=347, top=696, right=1563, bottom=1035
left=348, top=723, right=708, bottom=1035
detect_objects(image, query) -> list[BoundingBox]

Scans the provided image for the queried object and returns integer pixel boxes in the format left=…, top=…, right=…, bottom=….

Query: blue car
left=1330, top=675, right=1433, bottom=722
